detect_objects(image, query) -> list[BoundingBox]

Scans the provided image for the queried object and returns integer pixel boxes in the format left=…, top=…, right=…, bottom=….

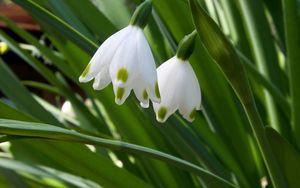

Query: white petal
left=92, top=67, right=111, bottom=90
left=136, top=28, right=159, bottom=102
left=145, top=84, right=160, bottom=104
left=178, top=61, right=201, bottom=122
left=79, top=26, right=132, bottom=83
left=113, top=84, right=132, bottom=105
left=133, top=77, right=149, bottom=108
left=153, top=57, right=185, bottom=122
left=109, top=26, right=140, bottom=87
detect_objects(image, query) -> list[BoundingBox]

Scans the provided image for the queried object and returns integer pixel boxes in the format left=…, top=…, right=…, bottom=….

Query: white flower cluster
left=79, top=1, right=201, bottom=123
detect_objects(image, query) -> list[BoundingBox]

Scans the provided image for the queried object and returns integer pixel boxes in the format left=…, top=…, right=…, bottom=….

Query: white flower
left=79, top=25, right=160, bottom=107
left=153, top=56, right=201, bottom=123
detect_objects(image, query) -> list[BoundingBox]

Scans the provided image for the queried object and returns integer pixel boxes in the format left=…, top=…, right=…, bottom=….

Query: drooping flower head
left=153, top=31, right=201, bottom=122
left=79, top=0, right=160, bottom=108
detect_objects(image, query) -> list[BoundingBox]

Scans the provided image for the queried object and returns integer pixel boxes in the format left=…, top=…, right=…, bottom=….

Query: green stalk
left=282, top=0, right=300, bottom=149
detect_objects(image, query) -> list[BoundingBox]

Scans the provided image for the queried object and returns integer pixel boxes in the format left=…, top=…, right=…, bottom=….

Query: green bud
left=130, top=0, right=152, bottom=28
left=176, top=30, right=198, bottom=60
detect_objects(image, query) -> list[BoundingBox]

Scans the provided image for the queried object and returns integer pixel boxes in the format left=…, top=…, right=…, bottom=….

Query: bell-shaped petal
left=79, top=26, right=131, bottom=83
left=92, top=68, right=111, bottom=90
left=133, top=77, right=150, bottom=108
left=136, top=28, right=160, bottom=103
left=153, top=56, right=201, bottom=123
left=109, top=26, right=140, bottom=87
left=79, top=25, right=159, bottom=107
left=113, top=84, right=132, bottom=105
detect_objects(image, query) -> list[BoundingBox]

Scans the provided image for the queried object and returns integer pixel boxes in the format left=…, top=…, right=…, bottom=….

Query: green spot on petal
left=117, top=87, right=125, bottom=100
left=158, top=106, right=167, bottom=121
left=81, top=63, right=91, bottom=77
left=143, top=89, right=148, bottom=100
left=117, top=68, right=128, bottom=82
left=189, top=108, right=197, bottom=120
left=155, top=82, right=160, bottom=99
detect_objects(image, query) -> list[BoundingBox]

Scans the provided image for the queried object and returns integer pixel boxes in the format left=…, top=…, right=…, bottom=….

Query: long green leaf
left=282, top=0, right=300, bottom=150
left=10, top=139, right=151, bottom=188
left=235, top=0, right=285, bottom=132
left=237, top=51, right=290, bottom=117
left=0, top=157, right=101, bottom=188
left=47, top=0, right=95, bottom=41
left=90, top=0, right=130, bottom=28
left=12, top=0, right=97, bottom=55
left=0, top=58, right=59, bottom=125
left=265, top=127, right=300, bottom=187
left=59, top=0, right=117, bottom=39
left=0, top=101, right=37, bottom=122
left=0, top=119, right=236, bottom=188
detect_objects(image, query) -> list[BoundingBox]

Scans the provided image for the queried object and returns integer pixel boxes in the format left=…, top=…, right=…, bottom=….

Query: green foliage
left=0, top=0, right=298, bottom=187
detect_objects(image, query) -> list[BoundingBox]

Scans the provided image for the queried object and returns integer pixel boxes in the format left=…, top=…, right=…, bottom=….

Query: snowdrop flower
left=153, top=31, right=201, bottom=122
left=79, top=0, right=160, bottom=107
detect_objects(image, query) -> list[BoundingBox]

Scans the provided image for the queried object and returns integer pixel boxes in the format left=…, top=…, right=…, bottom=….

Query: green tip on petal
left=117, top=68, right=128, bottom=82
left=130, top=0, right=152, bottom=28
left=176, top=30, right=198, bottom=60
left=155, top=82, right=161, bottom=99
left=143, top=89, right=148, bottom=100
left=80, top=63, right=91, bottom=78
left=189, top=108, right=197, bottom=120
left=158, top=106, right=167, bottom=121
left=117, top=87, right=125, bottom=100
